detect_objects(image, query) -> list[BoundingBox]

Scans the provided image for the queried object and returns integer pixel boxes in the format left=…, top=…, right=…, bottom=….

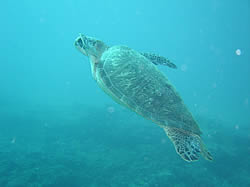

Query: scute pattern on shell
left=97, top=46, right=201, bottom=135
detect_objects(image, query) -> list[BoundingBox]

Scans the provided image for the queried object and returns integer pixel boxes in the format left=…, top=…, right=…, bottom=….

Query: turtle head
left=74, top=34, right=108, bottom=59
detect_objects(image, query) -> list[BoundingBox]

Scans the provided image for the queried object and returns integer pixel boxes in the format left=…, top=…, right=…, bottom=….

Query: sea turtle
left=74, top=34, right=213, bottom=162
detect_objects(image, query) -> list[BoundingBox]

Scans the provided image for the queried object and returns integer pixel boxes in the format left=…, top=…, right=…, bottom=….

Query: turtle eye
left=78, top=38, right=83, bottom=48
left=90, top=40, right=96, bottom=47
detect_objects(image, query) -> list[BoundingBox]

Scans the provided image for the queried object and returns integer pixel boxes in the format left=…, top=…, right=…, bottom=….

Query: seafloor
left=0, top=103, right=249, bottom=187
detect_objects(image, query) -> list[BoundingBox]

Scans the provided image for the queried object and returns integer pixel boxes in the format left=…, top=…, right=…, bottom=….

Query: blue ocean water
left=0, top=0, right=249, bottom=186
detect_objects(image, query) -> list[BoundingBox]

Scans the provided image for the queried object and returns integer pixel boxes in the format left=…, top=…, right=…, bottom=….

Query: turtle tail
left=163, top=127, right=213, bottom=162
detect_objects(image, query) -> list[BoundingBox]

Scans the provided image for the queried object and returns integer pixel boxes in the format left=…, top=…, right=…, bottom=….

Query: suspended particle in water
left=161, top=138, right=166, bottom=144
left=212, top=83, right=217, bottom=89
left=135, top=10, right=142, bottom=16
left=180, top=64, right=188, bottom=72
left=65, top=81, right=71, bottom=86
left=107, top=106, right=115, bottom=113
left=244, top=98, right=249, bottom=106
left=11, top=138, right=16, bottom=144
left=235, top=49, right=241, bottom=56
left=40, top=17, right=45, bottom=23
left=235, top=125, right=239, bottom=130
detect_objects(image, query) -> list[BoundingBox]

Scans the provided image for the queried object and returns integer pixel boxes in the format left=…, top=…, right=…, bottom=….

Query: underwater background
left=0, top=0, right=249, bottom=186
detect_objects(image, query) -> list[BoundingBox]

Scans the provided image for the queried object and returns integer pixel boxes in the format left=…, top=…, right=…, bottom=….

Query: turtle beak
left=74, top=34, right=88, bottom=56
left=75, top=36, right=83, bottom=48
left=75, top=34, right=85, bottom=48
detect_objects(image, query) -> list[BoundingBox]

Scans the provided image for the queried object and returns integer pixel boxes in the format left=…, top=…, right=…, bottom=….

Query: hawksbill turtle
left=74, top=34, right=213, bottom=162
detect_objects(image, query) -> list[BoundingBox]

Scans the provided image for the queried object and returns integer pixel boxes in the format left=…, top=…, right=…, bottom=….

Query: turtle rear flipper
left=141, top=52, right=177, bottom=69
left=164, top=127, right=213, bottom=162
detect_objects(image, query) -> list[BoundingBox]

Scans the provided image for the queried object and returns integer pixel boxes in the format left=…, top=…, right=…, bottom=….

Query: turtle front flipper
left=140, top=52, right=177, bottom=69
left=163, top=127, right=213, bottom=162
